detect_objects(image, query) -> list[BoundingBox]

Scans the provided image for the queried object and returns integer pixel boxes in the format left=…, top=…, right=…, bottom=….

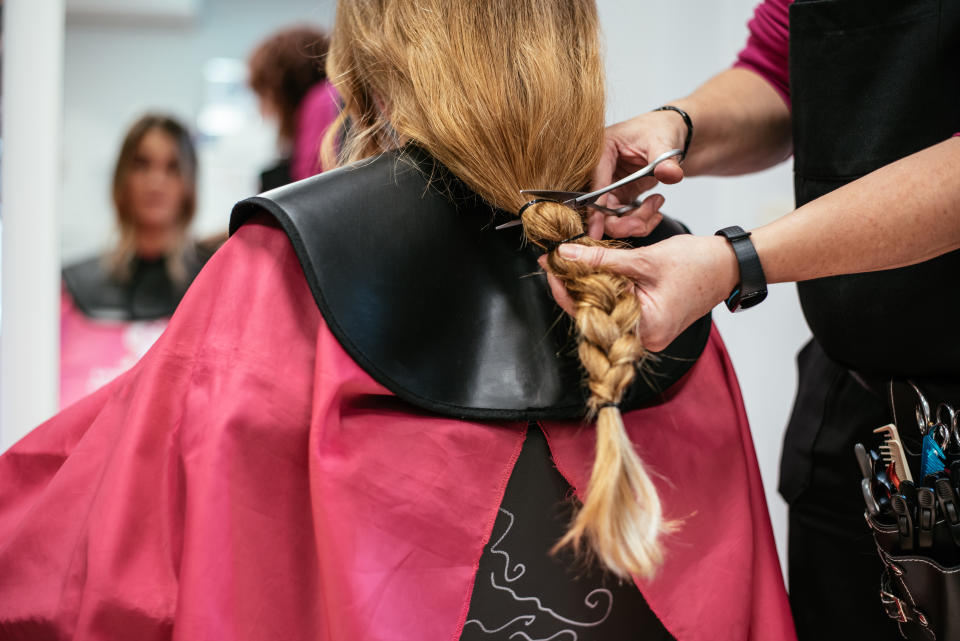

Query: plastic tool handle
left=855, top=443, right=874, bottom=479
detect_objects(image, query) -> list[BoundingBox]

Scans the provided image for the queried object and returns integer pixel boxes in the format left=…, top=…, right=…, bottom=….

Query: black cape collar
left=230, top=146, right=710, bottom=420
left=62, top=253, right=204, bottom=322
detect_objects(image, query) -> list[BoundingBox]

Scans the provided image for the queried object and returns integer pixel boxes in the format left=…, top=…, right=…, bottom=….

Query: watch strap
left=715, top=226, right=767, bottom=311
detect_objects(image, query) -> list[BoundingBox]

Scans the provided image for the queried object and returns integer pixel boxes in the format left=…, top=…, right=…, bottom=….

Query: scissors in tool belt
left=935, top=401, right=960, bottom=452
left=495, top=148, right=684, bottom=230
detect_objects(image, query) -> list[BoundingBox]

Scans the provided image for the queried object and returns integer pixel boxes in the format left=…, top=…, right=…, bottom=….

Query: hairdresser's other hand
left=538, top=235, right=738, bottom=352
left=586, top=111, right=687, bottom=238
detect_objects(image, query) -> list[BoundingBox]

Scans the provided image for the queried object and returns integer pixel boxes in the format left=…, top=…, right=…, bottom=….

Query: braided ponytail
left=523, top=202, right=669, bottom=578
left=328, top=0, right=669, bottom=578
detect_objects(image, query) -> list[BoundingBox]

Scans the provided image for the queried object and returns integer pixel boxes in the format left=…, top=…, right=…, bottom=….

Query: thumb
left=653, top=157, right=684, bottom=184
left=557, top=243, right=633, bottom=274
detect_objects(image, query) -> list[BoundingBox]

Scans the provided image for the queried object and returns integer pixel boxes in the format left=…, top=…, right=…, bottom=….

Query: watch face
left=739, top=290, right=768, bottom=310
left=726, top=288, right=767, bottom=312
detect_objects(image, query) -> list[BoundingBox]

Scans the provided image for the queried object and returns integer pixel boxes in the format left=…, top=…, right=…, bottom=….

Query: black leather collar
left=230, top=147, right=711, bottom=420
left=63, top=251, right=208, bottom=321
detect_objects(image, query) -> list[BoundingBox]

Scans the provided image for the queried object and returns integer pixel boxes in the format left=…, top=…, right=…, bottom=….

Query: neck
left=134, top=225, right=179, bottom=260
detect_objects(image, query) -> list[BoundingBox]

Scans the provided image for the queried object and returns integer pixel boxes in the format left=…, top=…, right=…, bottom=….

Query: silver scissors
left=937, top=401, right=960, bottom=451
left=495, top=148, right=684, bottom=230
left=910, top=380, right=933, bottom=435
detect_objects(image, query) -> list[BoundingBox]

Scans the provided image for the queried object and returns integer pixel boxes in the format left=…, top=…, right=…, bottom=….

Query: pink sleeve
left=733, top=0, right=793, bottom=108
left=291, top=80, right=342, bottom=181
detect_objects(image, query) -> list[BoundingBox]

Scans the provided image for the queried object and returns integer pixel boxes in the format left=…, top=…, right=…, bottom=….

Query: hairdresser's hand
left=589, top=193, right=668, bottom=240
left=538, top=235, right=737, bottom=352
left=586, top=110, right=687, bottom=239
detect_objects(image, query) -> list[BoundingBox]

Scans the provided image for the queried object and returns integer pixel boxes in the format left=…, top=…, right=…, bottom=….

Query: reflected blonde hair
left=327, top=0, right=667, bottom=578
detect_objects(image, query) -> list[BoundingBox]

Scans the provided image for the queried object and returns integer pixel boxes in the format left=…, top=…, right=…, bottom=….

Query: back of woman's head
left=249, top=25, right=330, bottom=144
left=327, top=0, right=668, bottom=579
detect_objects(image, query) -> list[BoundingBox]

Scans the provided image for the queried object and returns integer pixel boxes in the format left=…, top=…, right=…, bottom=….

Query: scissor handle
left=573, top=148, right=683, bottom=206
left=909, top=380, right=932, bottom=435
left=937, top=402, right=955, bottom=428
left=940, top=402, right=960, bottom=450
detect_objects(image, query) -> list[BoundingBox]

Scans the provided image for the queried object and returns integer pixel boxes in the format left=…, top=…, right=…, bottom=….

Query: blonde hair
left=326, top=0, right=667, bottom=579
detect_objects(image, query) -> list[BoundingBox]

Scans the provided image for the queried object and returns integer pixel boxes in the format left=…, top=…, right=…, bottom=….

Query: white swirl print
left=509, top=632, right=578, bottom=641
left=465, top=616, right=536, bottom=634
left=490, top=508, right=526, bottom=582
left=463, top=508, right=614, bottom=640
left=489, top=576, right=613, bottom=628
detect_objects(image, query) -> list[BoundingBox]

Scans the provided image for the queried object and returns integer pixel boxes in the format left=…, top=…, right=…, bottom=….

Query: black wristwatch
left=714, top=226, right=767, bottom=312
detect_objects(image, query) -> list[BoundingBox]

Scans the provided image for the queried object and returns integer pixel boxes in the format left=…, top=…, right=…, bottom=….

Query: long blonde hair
left=326, top=0, right=667, bottom=579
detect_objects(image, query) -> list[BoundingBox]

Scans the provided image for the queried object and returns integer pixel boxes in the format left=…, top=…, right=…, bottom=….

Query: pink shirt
left=291, top=80, right=341, bottom=181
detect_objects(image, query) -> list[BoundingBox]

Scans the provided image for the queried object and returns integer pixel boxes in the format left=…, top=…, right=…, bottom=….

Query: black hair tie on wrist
left=653, top=105, right=693, bottom=161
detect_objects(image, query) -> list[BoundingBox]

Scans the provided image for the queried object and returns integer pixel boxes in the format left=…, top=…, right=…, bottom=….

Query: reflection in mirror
left=247, top=25, right=339, bottom=191
left=60, top=114, right=210, bottom=406
left=59, top=0, right=335, bottom=407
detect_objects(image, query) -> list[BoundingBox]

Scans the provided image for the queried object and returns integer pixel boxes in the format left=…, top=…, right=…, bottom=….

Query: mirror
left=58, top=0, right=335, bottom=407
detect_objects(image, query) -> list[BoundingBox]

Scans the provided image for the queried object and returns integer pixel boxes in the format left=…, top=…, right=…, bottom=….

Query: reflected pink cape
left=0, top=217, right=795, bottom=641
left=59, top=290, right=170, bottom=409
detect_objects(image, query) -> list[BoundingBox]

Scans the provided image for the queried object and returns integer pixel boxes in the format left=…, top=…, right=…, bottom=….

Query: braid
left=523, top=201, right=668, bottom=579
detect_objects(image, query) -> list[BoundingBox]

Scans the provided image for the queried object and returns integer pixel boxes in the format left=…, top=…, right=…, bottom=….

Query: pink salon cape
left=0, top=215, right=796, bottom=641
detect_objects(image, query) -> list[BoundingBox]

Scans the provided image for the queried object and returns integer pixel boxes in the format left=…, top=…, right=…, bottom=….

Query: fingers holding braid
left=523, top=201, right=644, bottom=408
left=573, top=278, right=644, bottom=407
left=522, top=201, right=668, bottom=579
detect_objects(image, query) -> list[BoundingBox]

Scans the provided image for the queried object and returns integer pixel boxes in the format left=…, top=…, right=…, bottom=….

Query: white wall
left=0, top=1, right=65, bottom=449
left=598, top=0, right=811, bottom=575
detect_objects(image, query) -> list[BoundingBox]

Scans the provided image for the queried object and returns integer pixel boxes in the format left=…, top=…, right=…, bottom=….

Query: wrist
left=651, top=105, right=692, bottom=158
left=708, top=235, right=741, bottom=306
left=714, top=226, right=768, bottom=311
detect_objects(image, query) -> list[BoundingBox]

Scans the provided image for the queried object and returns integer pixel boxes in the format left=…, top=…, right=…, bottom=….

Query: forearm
left=752, top=137, right=960, bottom=283
left=669, top=68, right=792, bottom=177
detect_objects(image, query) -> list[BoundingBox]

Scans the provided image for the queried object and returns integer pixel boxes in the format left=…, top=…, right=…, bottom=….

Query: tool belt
left=860, top=381, right=960, bottom=640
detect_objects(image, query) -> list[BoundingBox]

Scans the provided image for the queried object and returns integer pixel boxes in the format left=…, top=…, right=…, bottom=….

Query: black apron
left=782, top=0, right=960, bottom=638
left=231, top=147, right=707, bottom=640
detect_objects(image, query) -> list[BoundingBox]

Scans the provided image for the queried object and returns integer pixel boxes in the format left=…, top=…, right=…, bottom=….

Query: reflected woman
left=60, top=114, right=214, bottom=407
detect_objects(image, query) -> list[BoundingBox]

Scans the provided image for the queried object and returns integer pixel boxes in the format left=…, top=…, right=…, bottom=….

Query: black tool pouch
left=866, top=512, right=960, bottom=640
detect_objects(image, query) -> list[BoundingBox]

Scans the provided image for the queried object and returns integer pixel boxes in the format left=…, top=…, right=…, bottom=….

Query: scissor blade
left=519, top=189, right=581, bottom=205
left=497, top=190, right=581, bottom=229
